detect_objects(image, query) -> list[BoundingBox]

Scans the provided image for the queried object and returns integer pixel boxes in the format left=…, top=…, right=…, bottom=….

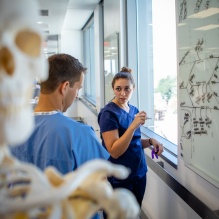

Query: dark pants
left=103, top=174, right=147, bottom=218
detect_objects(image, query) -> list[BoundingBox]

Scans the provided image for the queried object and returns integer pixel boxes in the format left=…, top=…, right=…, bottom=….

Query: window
left=104, top=32, right=120, bottom=104
left=127, top=0, right=178, bottom=165
left=83, top=20, right=96, bottom=105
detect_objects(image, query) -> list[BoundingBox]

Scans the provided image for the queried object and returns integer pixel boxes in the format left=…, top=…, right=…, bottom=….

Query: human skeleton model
left=0, top=0, right=140, bottom=218
left=0, top=158, right=139, bottom=219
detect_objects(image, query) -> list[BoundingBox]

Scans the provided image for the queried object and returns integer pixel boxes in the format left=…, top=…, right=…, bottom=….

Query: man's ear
left=59, top=81, right=69, bottom=95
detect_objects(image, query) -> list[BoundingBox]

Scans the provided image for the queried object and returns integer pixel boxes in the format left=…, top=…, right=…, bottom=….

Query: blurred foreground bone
left=0, top=153, right=140, bottom=219
left=45, top=159, right=140, bottom=219
left=0, top=147, right=62, bottom=219
left=0, top=0, right=48, bottom=146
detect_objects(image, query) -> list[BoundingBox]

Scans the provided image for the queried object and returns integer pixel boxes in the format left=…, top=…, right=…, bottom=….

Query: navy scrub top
left=98, top=102, right=147, bottom=181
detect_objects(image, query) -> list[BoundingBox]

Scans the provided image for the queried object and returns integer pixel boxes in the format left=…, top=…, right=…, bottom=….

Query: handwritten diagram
left=178, top=0, right=219, bottom=187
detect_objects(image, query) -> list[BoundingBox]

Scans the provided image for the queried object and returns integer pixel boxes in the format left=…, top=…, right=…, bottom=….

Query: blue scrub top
left=98, top=102, right=147, bottom=181
left=11, top=111, right=109, bottom=174
left=10, top=111, right=107, bottom=219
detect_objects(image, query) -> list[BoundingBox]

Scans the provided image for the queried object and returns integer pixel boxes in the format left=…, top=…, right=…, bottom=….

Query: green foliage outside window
left=155, top=76, right=176, bottom=105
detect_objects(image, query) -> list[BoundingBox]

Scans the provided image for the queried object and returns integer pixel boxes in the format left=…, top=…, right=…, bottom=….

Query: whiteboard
left=178, top=0, right=219, bottom=188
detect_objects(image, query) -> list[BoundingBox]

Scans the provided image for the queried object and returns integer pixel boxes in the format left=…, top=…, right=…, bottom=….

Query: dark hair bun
left=120, top=66, right=132, bottom=73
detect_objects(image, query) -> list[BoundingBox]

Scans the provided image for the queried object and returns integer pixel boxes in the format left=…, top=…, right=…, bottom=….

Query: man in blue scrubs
left=11, top=54, right=109, bottom=219
left=11, top=53, right=109, bottom=173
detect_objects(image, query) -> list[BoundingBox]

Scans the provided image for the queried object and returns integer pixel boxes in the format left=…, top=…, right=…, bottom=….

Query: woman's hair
left=111, top=66, right=135, bottom=88
left=40, top=53, right=87, bottom=94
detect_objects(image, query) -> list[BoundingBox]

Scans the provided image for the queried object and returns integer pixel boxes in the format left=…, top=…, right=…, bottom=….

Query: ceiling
left=37, top=0, right=101, bottom=55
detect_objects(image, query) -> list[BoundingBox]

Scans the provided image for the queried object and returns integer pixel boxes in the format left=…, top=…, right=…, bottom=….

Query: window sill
left=78, top=97, right=98, bottom=116
left=148, top=147, right=178, bottom=169
left=81, top=95, right=96, bottom=107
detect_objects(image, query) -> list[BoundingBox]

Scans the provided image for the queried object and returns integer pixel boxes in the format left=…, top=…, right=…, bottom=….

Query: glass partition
left=104, top=32, right=119, bottom=104
left=83, top=21, right=96, bottom=104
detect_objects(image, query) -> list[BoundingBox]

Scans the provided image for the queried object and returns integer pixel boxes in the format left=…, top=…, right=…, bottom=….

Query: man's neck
left=34, top=93, right=62, bottom=112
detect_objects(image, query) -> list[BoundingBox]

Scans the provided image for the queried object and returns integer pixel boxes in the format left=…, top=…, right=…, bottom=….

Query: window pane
left=83, top=21, right=96, bottom=104
left=137, top=0, right=178, bottom=146
left=104, top=33, right=119, bottom=104
left=152, top=0, right=177, bottom=145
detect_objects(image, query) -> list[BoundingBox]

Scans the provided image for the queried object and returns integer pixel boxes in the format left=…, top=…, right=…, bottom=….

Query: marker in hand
left=134, top=114, right=152, bottom=120
left=151, top=147, right=159, bottom=159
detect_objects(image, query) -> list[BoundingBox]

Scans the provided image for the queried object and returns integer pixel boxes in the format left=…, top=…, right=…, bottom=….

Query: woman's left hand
left=151, top=138, right=164, bottom=156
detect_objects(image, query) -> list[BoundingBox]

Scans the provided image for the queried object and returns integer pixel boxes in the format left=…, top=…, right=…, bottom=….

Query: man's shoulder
left=65, top=117, right=95, bottom=132
left=35, top=113, right=93, bottom=133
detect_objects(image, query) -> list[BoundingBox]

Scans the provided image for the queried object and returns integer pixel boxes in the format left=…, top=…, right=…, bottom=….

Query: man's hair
left=40, top=54, right=87, bottom=94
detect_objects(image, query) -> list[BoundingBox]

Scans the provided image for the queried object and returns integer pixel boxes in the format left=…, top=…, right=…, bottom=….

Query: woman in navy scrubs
left=98, top=67, right=163, bottom=209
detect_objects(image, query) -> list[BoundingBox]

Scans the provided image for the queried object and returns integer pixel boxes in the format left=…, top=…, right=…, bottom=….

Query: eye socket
left=0, top=47, right=15, bottom=75
left=15, top=30, right=42, bottom=57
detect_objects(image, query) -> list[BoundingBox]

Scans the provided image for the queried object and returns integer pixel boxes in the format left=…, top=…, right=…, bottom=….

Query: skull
left=0, top=0, right=48, bottom=146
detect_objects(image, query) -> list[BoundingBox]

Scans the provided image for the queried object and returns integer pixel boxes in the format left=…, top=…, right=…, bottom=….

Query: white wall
left=104, top=0, right=120, bottom=39
left=60, top=29, right=83, bottom=118
left=76, top=100, right=100, bottom=140
left=142, top=166, right=202, bottom=219
left=94, top=3, right=105, bottom=111
left=60, top=29, right=82, bottom=61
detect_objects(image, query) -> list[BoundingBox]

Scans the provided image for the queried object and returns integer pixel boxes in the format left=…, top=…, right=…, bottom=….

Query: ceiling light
left=194, top=24, right=219, bottom=30
left=179, top=47, right=191, bottom=50
left=178, top=22, right=186, bottom=27
left=188, top=8, right=219, bottom=18
left=208, top=47, right=218, bottom=50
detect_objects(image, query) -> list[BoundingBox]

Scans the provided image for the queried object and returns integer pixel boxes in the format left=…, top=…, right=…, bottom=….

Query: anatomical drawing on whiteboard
left=178, top=0, right=219, bottom=189
left=179, top=37, right=219, bottom=187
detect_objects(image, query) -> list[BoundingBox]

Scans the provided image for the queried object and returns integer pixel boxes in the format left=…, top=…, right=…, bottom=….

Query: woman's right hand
left=131, top=111, right=147, bottom=129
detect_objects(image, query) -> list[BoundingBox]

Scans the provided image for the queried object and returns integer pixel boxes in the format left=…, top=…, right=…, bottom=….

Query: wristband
left=149, top=138, right=153, bottom=145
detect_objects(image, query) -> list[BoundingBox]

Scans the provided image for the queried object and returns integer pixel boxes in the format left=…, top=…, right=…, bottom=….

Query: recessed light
left=178, top=22, right=186, bottom=27
left=188, top=8, right=219, bottom=18
left=194, top=24, right=219, bottom=30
